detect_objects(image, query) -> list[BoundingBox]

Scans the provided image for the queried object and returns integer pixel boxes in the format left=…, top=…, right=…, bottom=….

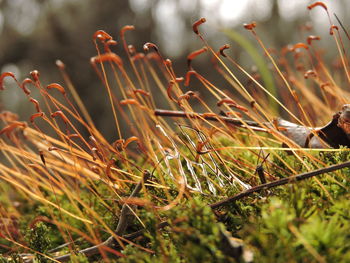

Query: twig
left=121, top=221, right=169, bottom=241
left=48, top=238, right=82, bottom=253
left=210, top=160, right=350, bottom=209
left=154, top=109, right=266, bottom=131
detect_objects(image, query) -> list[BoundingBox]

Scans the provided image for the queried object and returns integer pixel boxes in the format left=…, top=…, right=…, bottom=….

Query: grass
left=1, top=1, right=350, bottom=262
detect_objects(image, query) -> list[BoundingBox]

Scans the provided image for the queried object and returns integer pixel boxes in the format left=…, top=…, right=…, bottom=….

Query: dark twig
left=122, top=221, right=170, bottom=241
left=154, top=109, right=266, bottom=131
left=210, top=160, right=350, bottom=209
left=114, top=172, right=149, bottom=236
left=48, top=238, right=82, bottom=253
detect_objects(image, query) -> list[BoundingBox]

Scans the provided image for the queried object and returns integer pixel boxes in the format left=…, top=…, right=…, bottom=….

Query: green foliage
left=0, top=254, right=24, bottom=263
left=24, top=222, right=52, bottom=263
left=69, top=253, right=89, bottom=263
left=119, top=198, right=238, bottom=263
left=167, top=199, right=227, bottom=262
left=238, top=166, right=350, bottom=263
left=240, top=192, right=350, bottom=262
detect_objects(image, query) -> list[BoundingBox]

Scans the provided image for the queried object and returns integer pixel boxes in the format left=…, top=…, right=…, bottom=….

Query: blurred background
left=0, top=0, right=349, bottom=140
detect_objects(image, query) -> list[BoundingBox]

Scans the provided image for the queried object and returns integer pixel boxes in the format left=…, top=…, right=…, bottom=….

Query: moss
left=24, top=222, right=52, bottom=263
left=238, top=178, right=350, bottom=262
left=118, top=198, right=239, bottom=263
left=2, top=140, right=350, bottom=263
left=68, top=253, right=89, bottom=263
left=0, top=254, right=24, bottom=263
